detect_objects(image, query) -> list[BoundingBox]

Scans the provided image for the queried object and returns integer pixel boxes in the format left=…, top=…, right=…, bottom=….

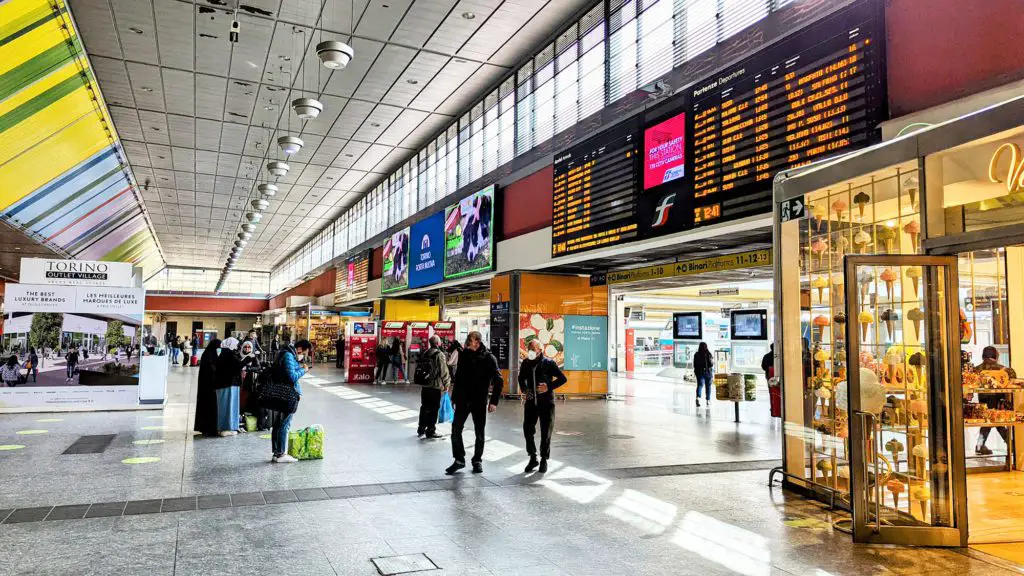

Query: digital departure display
left=688, top=5, right=885, bottom=227
left=551, top=118, right=641, bottom=257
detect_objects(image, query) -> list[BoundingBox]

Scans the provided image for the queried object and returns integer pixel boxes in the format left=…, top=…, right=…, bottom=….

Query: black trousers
left=418, top=387, right=442, bottom=434
left=451, top=401, right=487, bottom=463
left=524, top=400, right=555, bottom=460
left=336, top=352, right=344, bottom=368
left=374, top=360, right=388, bottom=381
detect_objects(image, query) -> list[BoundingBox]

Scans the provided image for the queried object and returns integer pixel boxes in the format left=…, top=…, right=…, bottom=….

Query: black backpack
left=413, top=353, right=432, bottom=386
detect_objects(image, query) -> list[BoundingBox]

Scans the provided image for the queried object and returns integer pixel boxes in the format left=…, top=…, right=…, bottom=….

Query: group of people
left=193, top=330, right=307, bottom=463
left=0, top=346, right=87, bottom=386
left=170, top=335, right=200, bottom=366
left=414, top=332, right=567, bottom=475
left=374, top=337, right=409, bottom=383
left=689, top=342, right=776, bottom=407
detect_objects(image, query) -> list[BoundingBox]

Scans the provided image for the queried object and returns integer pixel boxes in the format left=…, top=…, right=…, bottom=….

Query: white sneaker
left=275, top=454, right=298, bottom=463
left=271, top=455, right=279, bottom=463
left=219, top=430, right=237, bottom=437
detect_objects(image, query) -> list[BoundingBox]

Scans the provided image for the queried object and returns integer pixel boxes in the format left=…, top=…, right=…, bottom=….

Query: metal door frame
left=845, top=254, right=968, bottom=546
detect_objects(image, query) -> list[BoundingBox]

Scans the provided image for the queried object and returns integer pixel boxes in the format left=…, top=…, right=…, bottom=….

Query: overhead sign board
left=20, top=258, right=135, bottom=287
left=593, top=249, right=772, bottom=286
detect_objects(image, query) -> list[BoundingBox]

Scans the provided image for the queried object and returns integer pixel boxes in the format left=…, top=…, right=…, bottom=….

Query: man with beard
left=446, top=331, right=503, bottom=475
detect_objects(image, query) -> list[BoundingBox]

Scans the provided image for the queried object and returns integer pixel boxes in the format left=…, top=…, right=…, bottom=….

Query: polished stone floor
left=0, top=364, right=1018, bottom=575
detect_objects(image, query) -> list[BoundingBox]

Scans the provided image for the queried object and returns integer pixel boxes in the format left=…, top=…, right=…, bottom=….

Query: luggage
left=190, top=355, right=199, bottom=367
left=287, top=424, right=324, bottom=460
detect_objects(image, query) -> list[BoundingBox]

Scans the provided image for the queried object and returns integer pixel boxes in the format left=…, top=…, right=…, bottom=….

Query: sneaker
left=426, top=432, right=444, bottom=439
left=472, top=461, right=483, bottom=474
left=525, top=457, right=539, bottom=473
left=416, top=429, right=424, bottom=438
left=976, top=445, right=993, bottom=456
left=695, top=398, right=700, bottom=407
left=271, top=455, right=279, bottom=463
left=276, top=454, right=298, bottom=463
left=445, top=460, right=466, bottom=475
left=538, top=459, right=548, bottom=474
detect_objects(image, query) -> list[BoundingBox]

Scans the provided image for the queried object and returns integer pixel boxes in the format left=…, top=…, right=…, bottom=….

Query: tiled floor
left=0, top=364, right=1018, bottom=575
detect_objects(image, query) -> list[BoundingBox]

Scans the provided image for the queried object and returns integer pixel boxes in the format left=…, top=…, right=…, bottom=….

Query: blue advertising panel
left=564, top=315, right=608, bottom=371
left=409, top=211, right=445, bottom=289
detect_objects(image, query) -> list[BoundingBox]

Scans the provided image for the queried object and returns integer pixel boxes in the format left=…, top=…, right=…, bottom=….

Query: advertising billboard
left=643, top=112, right=686, bottom=190
left=409, top=211, right=445, bottom=289
left=444, top=185, right=495, bottom=279
left=381, top=228, right=410, bottom=293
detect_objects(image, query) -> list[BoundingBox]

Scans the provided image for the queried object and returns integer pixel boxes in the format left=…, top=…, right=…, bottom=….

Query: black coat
left=215, top=349, right=242, bottom=389
left=194, top=346, right=219, bottom=435
left=693, top=349, right=713, bottom=375
left=518, top=356, right=567, bottom=402
left=452, top=344, right=503, bottom=407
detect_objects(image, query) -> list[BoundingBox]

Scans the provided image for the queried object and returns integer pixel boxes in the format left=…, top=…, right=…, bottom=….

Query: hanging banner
left=592, top=249, right=772, bottom=286
left=19, top=258, right=135, bottom=287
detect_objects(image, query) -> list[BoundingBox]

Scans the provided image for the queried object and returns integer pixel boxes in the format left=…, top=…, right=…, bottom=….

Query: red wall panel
left=370, top=246, right=383, bottom=280
left=886, top=0, right=1024, bottom=117
left=268, top=268, right=337, bottom=309
left=502, top=165, right=553, bottom=239
left=146, top=296, right=269, bottom=313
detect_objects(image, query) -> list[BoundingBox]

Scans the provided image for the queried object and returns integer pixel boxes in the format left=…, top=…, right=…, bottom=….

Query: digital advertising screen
left=444, top=185, right=495, bottom=280
left=409, top=211, right=445, bottom=289
left=673, top=312, right=702, bottom=340
left=381, top=228, right=410, bottom=293
left=335, top=252, right=369, bottom=305
left=730, top=309, right=768, bottom=341
left=644, top=112, right=686, bottom=190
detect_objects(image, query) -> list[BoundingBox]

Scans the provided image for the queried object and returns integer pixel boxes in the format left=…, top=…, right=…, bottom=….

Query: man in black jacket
left=518, top=339, right=567, bottom=473
left=446, top=331, right=503, bottom=475
left=418, top=336, right=452, bottom=439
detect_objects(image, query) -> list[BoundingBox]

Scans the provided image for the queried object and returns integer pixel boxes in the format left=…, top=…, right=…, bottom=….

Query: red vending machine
left=345, top=321, right=377, bottom=383
left=431, top=321, right=456, bottom=345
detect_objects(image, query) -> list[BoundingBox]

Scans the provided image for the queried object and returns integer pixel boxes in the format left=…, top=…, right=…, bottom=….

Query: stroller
left=241, top=360, right=274, bottom=431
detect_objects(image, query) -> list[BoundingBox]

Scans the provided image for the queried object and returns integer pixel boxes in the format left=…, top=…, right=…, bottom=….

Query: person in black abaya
left=193, top=339, right=222, bottom=436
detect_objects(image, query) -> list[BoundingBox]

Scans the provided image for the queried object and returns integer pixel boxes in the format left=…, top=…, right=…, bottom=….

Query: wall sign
left=444, top=185, right=496, bottom=280
left=988, top=142, right=1024, bottom=194
left=564, top=315, right=608, bottom=371
left=443, top=290, right=491, bottom=306
left=381, top=228, right=410, bottom=293
left=335, top=252, right=369, bottom=305
left=489, top=301, right=511, bottom=369
left=591, top=249, right=772, bottom=286
left=409, top=211, right=445, bottom=289
left=20, top=258, right=135, bottom=287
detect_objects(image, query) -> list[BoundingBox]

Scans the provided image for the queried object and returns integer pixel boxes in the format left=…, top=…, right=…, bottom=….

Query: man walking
left=417, top=336, right=451, bottom=439
left=518, top=338, right=567, bottom=473
left=446, top=331, right=503, bottom=475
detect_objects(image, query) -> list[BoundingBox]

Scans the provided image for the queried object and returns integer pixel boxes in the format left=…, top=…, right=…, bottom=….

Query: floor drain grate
left=62, top=435, right=116, bottom=455
left=371, top=553, right=437, bottom=575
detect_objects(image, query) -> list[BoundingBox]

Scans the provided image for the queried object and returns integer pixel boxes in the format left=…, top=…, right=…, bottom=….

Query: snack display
left=811, top=238, right=829, bottom=267
left=876, top=226, right=896, bottom=253
left=812, top=276, right=828, bottom=301
left=880, top=309, right=898, bottom=341
left=911, top=483, right=930, bottom=519
left=853, top=191, right=871, bottom=218
left=815, top=386, right=832, bottom=415
left=831, top=199, right=848, bottom=224
left=885, top=438, right=904, bottom=467
left=912, top=442, right=928, bottom=473
left=908, top=352, right=925, bottom=384
left=836, top=235, right=850, bottom=257
left=816, top=459, right=833, bottom=483
left=813, top=315, right=831, bottom=338
left=858, top=270, right=873, bottom=299
left=811, top=203, right=826, bottom=230
left=904, top=175, right=920, bottom=210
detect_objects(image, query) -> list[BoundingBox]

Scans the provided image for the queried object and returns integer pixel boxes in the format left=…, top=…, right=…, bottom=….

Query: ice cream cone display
left=815, top=459, right=833, bottom=485
left=880, top=309, right=898, bottom=341
left=837, top=465, right=850, bottom=481
left=853, top=229, right=873, bottom=254
left=858, top=270, right=873, bottom=299
left=811, top=276, right=828, bottom=302
left=853, top=191, right=871, bottom=218
left=885, top=438, right=904, bottom=470
left=833, top=312, right=847, bottom=332
left=908, top=352, right=925, bottom=384
left=811, top=203, right=826, bottom=230
left=884, top=348, right=904, bottom=383
left=858, top=310, right=874, bottom=340
left=903, top=220, right=920, bottom=251
left=911, top=483, right=930, bottom=519
left=907, top=308, right=924, bottom=340
left=876, top=226, right=896, bottom=253
left=904, top=175, right=920, bottom=211
left=813, top=315, right=830, bottom=338
left=912, top=442, right=928, bottom=475
left=832, top=275, right=845, bottom=303
left=835, top=234, right=850, bottom=257
left=831, top=199, right=848, bottom=225
left=835, top=349, right=847, bottom=364
left=879, top=268, right=897, bottom=300
left=905, top=266, right=921, bottom=295
left=887, top=479, right=905, bottom=510
left=810, top=238, right=829, bottom=267
left=909, top=399, right=927, bottom=420
left=815, top=386, right=832, bottom=415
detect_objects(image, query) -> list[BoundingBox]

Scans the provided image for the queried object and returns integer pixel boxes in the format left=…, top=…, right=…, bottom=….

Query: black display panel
left=551, top=117, right=641, bottom=257
left=730, top=309, right=768, bottom=341
left=673, top=312, right=702, bottom=340
left=685, top=2, right=886, bottom=230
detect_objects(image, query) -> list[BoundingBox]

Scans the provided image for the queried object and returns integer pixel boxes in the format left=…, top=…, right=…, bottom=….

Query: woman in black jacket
left=193, top=339, right=221, bottom=436
left=693, top=342, right=714, bottom=407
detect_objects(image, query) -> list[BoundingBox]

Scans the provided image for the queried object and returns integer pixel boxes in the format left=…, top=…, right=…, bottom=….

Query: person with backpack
left=761, top=343, right=775, bottom=382
left=446, top=331, right=504, bottom=475
left=518, top=338, right=567, bottom=474
left=269, top=339, right=312, bottom=463
left=416, top=336, right=452, bottom=439
left=693, top=342, right=714, bottom=407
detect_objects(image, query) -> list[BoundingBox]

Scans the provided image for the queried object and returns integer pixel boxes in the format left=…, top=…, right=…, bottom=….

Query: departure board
left=551, top=118, right=641, bottom=257
left=689, top=6, right=885, bottom=227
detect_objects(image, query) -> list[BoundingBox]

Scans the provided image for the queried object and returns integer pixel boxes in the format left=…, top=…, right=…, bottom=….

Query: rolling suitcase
left=191, top=355, right=200, bottom=367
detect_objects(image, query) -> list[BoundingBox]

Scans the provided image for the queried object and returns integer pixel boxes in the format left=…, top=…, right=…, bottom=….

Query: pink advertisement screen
left=643, top=113, right=686, bottom=190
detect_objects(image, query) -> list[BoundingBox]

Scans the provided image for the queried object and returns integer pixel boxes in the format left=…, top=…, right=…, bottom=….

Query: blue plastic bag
left=438, top=392, right=453, bottom=424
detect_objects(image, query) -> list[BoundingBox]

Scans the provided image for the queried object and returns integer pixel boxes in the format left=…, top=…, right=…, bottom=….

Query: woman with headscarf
left=239, top=340, right=260, bottom=421
left=215, top=337, right=243, bottom=436
left=193, top=338, right=221, bottom=436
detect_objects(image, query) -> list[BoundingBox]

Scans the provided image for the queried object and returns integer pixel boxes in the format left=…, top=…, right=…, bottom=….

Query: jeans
left=272, top=412, right=294, bottom=456
left=171, top=348, right=179, bottom=363
left=66, top=362, right=76, bottom=379
left=524, top=400, right=555, bottom=460
left=696, top=372, right=712, bottom=401
left=31, top=368, right=37, bottom=382
left=451, top=401, right=487, bottom=463
left=418, top=387, right=442, bottom=435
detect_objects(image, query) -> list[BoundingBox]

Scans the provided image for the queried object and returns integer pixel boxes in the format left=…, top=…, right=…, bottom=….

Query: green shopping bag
left=287, top=425, right=325, bottom=460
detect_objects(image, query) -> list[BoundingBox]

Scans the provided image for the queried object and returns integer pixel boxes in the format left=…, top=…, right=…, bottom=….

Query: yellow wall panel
left=0, top=115, right=107, bottom=209
left=383, top=299, right=440, bottom=322
left=0, top=85, right=93, bottom=165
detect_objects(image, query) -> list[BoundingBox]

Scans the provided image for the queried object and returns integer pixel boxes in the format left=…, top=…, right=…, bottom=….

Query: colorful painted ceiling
left=0, top=0, right=164, bottom=276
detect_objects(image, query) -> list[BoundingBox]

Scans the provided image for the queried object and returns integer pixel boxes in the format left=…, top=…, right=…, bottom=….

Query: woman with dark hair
left=693, top=342, right=714, bottom=407
left=1, top=355, right=22, bottom=387
left=215, top=338, right=243, bottom=436
left=193, top=339, right=221, bottom=436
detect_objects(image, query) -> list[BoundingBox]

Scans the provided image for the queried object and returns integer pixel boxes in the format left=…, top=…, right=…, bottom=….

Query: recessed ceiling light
left=279, top=55, right=291, bottom=61
left=129, top=26, right=144, bottom=34
left=263, top=105, right=274, bottom=110
left=461, top=12, right=475, bottom=20
left=455, top=58, right=468, bottom=64
left=151, top=126, right=161, bottom=131
left=370, top=122, right=381, bottom=127
left=139, top=86, right=154, bottom=92
left=406, top=79, right=418, bottom=85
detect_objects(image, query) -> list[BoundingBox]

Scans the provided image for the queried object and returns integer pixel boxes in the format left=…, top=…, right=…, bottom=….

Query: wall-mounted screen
left=409, top=211, right=445, bottom=289
left=644, top=112, right=686, bottom=190
left=444, top=185, right=495, bottom=280
left=335, top=252, right=369, bottom=305
left=730, top=309, right=768, bottom=341
left=381, top=228, right=410, bottom=293
left=672, top=312, right=702, bottom=340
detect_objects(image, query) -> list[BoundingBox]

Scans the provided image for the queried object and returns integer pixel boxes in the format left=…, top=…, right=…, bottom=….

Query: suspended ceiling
left=68, top=0, right=594, bottom=271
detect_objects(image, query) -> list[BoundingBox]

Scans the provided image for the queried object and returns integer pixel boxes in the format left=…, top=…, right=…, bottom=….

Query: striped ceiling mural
left=0, top=0, right=164, bottom=276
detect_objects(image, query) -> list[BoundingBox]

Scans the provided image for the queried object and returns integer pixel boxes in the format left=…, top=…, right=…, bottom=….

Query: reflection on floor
left=973, top=542, right=1024, bottom=568
left=968, top=471, right=1024, bottom=544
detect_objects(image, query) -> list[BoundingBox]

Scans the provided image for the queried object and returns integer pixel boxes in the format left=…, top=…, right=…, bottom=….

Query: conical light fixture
left=257, top=183, right=278, bottom=197
left=252, top=198, right=269, bottom=211
left=238, top=232, right=251, bottom=241
left=277, top=135, right=304, bottom=155
left=292, top=98, right=322, bottom=120
left=316, top=40, right=354, bottom=69
left=245, top=211, right=263, bottom=223
left=267, top=161, right=289, bottom=177
left=242, top=223, right=256, bottom=233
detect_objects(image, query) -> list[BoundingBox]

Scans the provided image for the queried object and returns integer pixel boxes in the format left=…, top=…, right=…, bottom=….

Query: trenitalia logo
left=652, top=193, right=675, bottom=227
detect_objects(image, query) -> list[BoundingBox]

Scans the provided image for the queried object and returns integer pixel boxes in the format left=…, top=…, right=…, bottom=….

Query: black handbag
left=257, top=356, right=300, bottom=414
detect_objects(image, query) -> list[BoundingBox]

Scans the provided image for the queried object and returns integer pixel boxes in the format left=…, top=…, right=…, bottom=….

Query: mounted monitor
left=444, top=185, right=495, bottom=280
left=730, top=309, right=768, bottom=341
left=672, top=312, right=702, bottom=340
